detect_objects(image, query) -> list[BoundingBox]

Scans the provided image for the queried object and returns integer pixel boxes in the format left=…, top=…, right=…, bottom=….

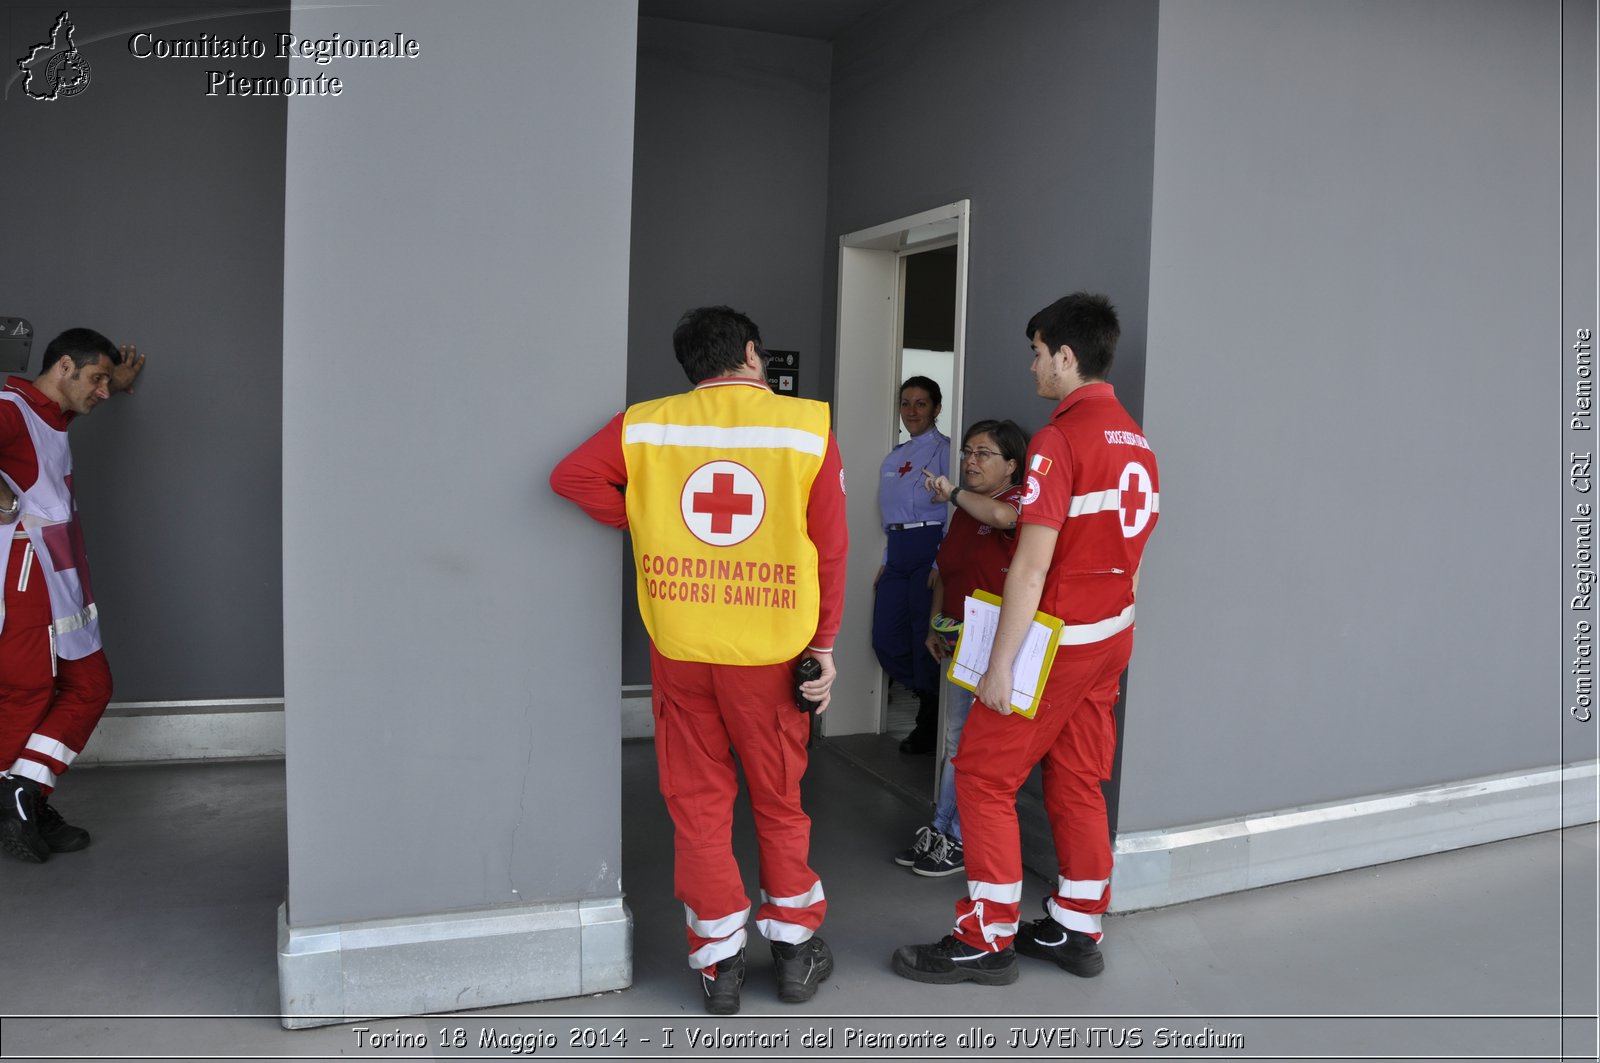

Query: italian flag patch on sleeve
left=1030, top=454, right=1053, bottom=475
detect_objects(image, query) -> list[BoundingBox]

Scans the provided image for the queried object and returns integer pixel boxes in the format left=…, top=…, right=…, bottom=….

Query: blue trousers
left=932, top=684, right=975, bottom=841
left=871, top=524, right=942, bottom=693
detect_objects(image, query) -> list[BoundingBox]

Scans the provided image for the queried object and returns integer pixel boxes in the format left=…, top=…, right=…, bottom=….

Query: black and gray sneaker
left=912, top=831, right=964, bottom=877
left=701, top=949, right=746, bottom=1016
left=0, top=774, right=49, bottom=863
left=38, top=800, right=90, bottom=853
left=1014, top=911, right=1105, bottom=977
left=771, top=936, right=833, bottom=1003
left=891, top=934, right=1018, bottom=985
left=893, top=825, right=939, bottom=867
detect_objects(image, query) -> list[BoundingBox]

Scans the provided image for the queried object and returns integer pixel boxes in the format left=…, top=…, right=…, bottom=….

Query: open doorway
left=824, top=201, right=970, bottom=741
left=881, top=245, right=959, bottom=747
left=895, top=246, right=958, bottom=446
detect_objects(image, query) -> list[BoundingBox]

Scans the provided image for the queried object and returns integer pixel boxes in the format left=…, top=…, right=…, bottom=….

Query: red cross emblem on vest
left=681, top=460, right=766, bottom=546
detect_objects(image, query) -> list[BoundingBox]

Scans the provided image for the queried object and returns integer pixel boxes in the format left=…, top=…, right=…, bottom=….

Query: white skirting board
left=77, top=698, right=1595, bottom=920
left=77, top=689, right=655, bottom=765
left=620, top=685, right=653, bottom=739
left=277, top=896, right=631, bottom=1029
left=76, top=699, right=286, bottom=764
left=1109, top=760, right=1600, bottom=912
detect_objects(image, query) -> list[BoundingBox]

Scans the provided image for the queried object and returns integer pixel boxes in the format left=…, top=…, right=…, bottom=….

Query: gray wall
left=0, top=4, right=287, bottom=702
left=1563, top=0, right=1597, bottom=770
left=825, top=0, right=1160, bottom=429
left=622, top=17, right=833, bottom=684
left=281, top=0, right=636, bottom=926
left=1124, top=0, right=1561, bottom=830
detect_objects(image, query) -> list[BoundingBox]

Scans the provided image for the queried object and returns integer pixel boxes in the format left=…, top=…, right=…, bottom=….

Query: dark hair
left=672, top=306, right=762, bottom=385
left=1025, top=292, right=1120, bottom=381
left=963, top=419, right=1030, bottom=486
left=40, top=328, right=117, bottom=376
left=899, top=375, right=942, bottom=406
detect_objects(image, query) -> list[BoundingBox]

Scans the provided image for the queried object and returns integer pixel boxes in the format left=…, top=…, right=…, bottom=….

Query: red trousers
left=951, top=630, right=1131, bottom=951
left=1, top=535, right=112, bottom=792
left=649, top=644, right=825, bottom=970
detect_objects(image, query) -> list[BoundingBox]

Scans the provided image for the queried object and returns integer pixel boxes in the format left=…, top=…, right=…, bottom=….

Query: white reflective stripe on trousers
left=688, top=927, right=747, bottom=970
left=9, top=760, right=57, bottom=788
left=955, top=901, right=1019, bottom=948
left=755, top=918, right=813, bottom=944
left=760, top=880, right=825, bottom=910
left=1046, top=896, right=1103, bottom=937
left=1057, top=875, right=1110, bottom=901
left=684, top=903, right=750, bottom=941
left=965, top=878, right=1023, bottom=904
left=24, top=733, right=76, bottom=766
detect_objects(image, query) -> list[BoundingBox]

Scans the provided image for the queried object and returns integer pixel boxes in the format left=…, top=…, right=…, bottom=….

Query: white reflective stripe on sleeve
left=624, top=422, right=826, bottom=457
left=684, top=903, right=751, bottom=941
left=1067, top=489, right=1119, bottom=517
left=760, top=880, right=825, bottom=910
left=755, top=917, right=813, bottom=944
left=17, top=542, right=32, bottom=592
left=965, top=878, right=1023, bottom=904
left=24, top=733, right=76, bottom=766
left=9, top=759, right=56, bottom=788
left=1058, top=605, right=1135, bottom=646
left=51, top=602, right=98, bottom=636
left=1057, top=875, right=1110, bottom=901
left=1046, top=897, right=1103, bottom=937
left=688, top=927, right=747, bottom=970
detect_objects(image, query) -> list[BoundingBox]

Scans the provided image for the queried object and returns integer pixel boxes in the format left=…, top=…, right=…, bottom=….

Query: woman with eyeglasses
left=873, top=376, right=950, bottom=754
left=892, top=418, right=1031, bottom=878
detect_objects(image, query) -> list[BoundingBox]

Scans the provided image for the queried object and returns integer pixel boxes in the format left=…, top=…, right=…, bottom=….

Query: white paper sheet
left=948, top=594, right=1057, bottom=716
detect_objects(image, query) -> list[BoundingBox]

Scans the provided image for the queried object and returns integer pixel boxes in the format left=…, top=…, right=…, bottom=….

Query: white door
left=822, top=201, right=970, bottom=737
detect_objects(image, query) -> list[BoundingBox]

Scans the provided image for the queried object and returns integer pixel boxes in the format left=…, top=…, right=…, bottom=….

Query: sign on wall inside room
left=766, top=349, right=799, bottom=395
left=0, top=319, right=33, bottom=374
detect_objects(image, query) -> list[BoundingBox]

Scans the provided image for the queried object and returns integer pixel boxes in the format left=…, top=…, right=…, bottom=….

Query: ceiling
left=638, top=0, right=892, bottom=41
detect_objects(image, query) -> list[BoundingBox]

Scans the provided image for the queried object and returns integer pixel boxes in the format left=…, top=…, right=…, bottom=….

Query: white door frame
left=823, top=200, right=971, bottom=737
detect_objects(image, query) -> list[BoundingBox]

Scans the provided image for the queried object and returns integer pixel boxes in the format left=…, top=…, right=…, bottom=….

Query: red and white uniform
left=0, top=376, right=113, bottom=793
left=953, top=382, right=1158, bottom=950
left=936, top=482, right=1026, bottom=615
left=551, top=377, right=848, bottom=971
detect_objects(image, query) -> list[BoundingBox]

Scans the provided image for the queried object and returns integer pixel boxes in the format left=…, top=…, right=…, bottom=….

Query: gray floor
left=0, top=742, right=1595, bottom=1061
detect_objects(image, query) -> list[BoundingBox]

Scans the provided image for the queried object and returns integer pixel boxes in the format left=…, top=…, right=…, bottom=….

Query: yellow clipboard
left=945, top=589, right=1065, bottom=719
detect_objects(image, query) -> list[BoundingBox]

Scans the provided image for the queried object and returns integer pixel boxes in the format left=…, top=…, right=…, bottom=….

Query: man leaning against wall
left=550, top=305, right=847, bottom=1016
left=0, top=328, right=145, bottom=864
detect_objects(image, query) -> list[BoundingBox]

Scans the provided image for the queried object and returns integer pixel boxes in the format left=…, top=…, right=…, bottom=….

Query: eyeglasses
left=959, top=447, right=1002, bottom=461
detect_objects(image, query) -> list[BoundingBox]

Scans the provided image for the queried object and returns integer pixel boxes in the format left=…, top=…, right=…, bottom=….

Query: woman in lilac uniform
left=872, top=377, right=949, bottom=753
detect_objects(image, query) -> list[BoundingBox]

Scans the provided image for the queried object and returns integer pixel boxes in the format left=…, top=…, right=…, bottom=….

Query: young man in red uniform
left=892, top=292, right=1159, bottom=986
left=550, top=306, right=847, bottom=1015
left=0, top=328, right=146, bottom=863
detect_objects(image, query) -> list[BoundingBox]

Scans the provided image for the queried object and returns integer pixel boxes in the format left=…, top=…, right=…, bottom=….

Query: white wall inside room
left=896, top=348, right=953, bottom=445
left=896, top=348, right=956, bottom=445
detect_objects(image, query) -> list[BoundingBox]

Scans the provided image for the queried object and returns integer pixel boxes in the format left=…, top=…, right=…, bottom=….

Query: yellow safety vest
left=622, top=381, right=829, bottom=665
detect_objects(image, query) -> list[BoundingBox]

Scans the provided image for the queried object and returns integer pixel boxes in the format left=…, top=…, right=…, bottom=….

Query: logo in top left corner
left=17, top=12, right=93, bottom=101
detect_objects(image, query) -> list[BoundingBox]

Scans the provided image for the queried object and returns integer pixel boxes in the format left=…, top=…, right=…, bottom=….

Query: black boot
left=38, top=800, right=91, bottom=853
left=0, top=774, right=49, bottom=863
left=899, top=688, right=938, bottom=754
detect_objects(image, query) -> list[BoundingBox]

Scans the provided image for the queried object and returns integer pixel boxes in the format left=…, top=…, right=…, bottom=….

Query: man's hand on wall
left=110, top=344, right=146, bottom=394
